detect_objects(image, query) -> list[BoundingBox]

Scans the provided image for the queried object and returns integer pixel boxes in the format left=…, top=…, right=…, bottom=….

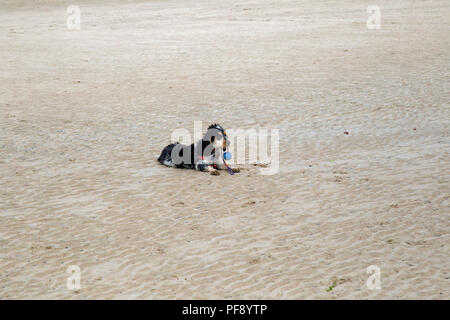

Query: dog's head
left=205, top=123, right=229, bottom=151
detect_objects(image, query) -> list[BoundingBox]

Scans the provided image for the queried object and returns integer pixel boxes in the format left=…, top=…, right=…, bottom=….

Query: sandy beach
left=0, top=0, right=449, bottom=299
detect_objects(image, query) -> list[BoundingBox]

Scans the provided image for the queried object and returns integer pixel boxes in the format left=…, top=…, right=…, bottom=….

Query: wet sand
left=0, top=0, right=449, bottom=299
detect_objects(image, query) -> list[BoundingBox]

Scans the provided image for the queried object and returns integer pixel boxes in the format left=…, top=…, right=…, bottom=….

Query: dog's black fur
left=158, top=124, right=228, bottom=172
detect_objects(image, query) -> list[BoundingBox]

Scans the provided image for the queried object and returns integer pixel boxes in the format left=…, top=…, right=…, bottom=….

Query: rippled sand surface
left=1, top=0, right=449, bottom=299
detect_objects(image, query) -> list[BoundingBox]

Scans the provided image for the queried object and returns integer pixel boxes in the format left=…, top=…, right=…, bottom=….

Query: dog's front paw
left=206, top=165, right=220, bottom=175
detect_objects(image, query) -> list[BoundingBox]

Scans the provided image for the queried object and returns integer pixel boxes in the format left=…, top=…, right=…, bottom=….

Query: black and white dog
left=158, top=124, right=237, bottom=175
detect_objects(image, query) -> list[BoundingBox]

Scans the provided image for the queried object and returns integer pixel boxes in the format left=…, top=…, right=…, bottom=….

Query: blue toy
left=223, top=152, right=232, bottom=160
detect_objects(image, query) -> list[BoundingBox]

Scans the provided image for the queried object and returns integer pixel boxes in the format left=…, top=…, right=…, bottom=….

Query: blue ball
left=223, top=152, right=232, bottom=160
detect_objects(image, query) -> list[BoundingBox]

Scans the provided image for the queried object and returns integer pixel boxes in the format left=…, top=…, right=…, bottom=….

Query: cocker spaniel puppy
left=158, top=123, right=237, bottom=175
